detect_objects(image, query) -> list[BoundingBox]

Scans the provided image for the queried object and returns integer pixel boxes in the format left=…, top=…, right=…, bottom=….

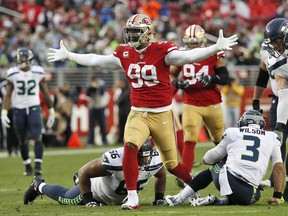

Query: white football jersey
left=90, top=147, right=163, bottom=205
left=204, top=126, right=282, bottom=186
left=6, top=65, right=45, bottom=109
left=260, top=44, right=279, bottom=96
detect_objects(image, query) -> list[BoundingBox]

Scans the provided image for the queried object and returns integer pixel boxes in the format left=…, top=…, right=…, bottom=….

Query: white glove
left=47, top=40, right=69, bottom=62
left=46, top=108, right=55, bottom=129
left=1, top=109, right=10, bottom=128
left=215, top=29, right=238, bottom=51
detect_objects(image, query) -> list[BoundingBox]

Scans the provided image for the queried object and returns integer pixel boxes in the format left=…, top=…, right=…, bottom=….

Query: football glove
left=151, top=199, right=166, bottom=206
left=47, top=40, right=69, bottom=62
left=82, top=192, right=102, bottom=207
left=199, top=75, right=213, bottom=87
left=1, top=109, right=10, bottom=128
left=46, top=108, right=55, bottom=129
left=252, top=99, right=263, bottom=113
left=215, top=29, right=238, bottom=51
left=171, top=79, right=189, bottom=89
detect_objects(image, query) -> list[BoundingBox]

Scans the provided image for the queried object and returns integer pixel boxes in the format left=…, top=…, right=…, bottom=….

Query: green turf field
left=0, top=142, right=287, bottom=216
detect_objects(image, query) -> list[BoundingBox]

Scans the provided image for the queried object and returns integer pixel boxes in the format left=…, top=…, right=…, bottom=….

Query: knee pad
left=164, top=159, right=178, bottom=170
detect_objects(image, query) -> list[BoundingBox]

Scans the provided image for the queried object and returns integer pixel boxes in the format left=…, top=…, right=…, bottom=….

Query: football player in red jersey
left=47, top=14, right=238, bottom=210
left=170, top=25, right=229, bottom=177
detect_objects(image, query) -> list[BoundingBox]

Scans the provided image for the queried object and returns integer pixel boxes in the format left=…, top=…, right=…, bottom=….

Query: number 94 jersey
left=6, top=66, right=45, bottom=109
left=90, top=147, right=163, bottom=205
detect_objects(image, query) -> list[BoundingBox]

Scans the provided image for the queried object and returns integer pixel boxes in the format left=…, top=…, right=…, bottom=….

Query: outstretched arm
left=47, top=40, right=122, bottom=70
left=165, top=29, right=238, bottom=66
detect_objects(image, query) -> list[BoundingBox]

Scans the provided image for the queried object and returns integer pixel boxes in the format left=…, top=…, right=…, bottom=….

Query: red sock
left=182, top=141, right=196, bottom=172
left=169, top=163, right=192, bottom=183
left=123, top=144, right=139, bottom=190
left=176, top=129, right=184, bottom=156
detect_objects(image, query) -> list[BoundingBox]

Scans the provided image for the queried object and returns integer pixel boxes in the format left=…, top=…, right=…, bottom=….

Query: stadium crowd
left=0, top=0, right=287, bottom=71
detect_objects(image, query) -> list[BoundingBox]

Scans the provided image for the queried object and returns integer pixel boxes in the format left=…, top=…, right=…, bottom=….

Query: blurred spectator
left=115, top=79, right=131, bottom=144
left=54, top=82, right=73, bottom=146
left=22, top=0, right=43, bottom=33
left=221, top=76, right=245, bottom=128
left=86, top=75, right=108, bottom=146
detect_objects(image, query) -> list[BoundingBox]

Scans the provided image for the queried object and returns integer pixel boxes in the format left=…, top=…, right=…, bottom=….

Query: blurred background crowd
left=0, top=0, right=287, bottom=151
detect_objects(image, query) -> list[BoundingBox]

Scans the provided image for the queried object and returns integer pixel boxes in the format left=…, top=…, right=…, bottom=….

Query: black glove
left=151, top=199, right=166, bottom=205
left=199, top=75, right=214, bottom=87
left=274, top=122, right=287, bottom=143
left=252, top=99, right=263, bottom=113
left=171, top=79, right=189, bottom=89
left=82, top=192, right=101, bottom=207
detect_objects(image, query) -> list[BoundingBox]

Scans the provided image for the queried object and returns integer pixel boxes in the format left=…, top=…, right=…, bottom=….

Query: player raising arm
left=47, top=14, right=238, bottom=210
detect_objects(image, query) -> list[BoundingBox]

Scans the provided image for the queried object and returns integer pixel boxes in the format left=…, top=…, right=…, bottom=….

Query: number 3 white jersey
left=204, top=126, right=282, bottom=186
left=6, top=65, right=45, bottom=109
left=90, top=147, right=163, bottom=205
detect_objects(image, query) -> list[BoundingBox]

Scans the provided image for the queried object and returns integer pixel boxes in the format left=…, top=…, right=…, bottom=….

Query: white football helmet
left=183, top=24, right=207, bottom=46
left=124, top=14, right=155, bottom=48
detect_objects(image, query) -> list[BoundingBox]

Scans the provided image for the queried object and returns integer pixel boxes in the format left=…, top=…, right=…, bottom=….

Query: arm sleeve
left=67, top=53, right=123, bottom=70
left=165, top=45, right=218, bottom=66
left=212, top=66, right=229, bottom=85
left=255, top=67, right=269, bottom=88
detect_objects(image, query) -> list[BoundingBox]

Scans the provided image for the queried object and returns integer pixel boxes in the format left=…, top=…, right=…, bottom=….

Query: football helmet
left=124, top=14, right=155, bottom=48
left=16, top=47, right=34, bottom=69
left=183, top=25, right=207, bottom=47
left=238, top=110, right=266, bottom=129
left=263, top=18, right=288, bottom=58
left=138, top=138, right=153, bottom=168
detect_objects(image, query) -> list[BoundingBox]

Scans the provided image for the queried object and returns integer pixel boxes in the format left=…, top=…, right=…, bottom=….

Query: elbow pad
left=255, top=67, right=269, bottom=88
left=212, top=66, right=229, bottom=85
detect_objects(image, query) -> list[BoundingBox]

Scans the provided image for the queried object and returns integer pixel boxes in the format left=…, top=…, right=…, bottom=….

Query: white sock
left=127, top=190, right=139, bottom=204
left=179, top=186, right=195, bottom=202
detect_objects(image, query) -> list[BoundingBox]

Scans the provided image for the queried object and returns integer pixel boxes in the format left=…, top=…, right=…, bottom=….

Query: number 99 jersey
left=90, top=147, right=163, bottom=205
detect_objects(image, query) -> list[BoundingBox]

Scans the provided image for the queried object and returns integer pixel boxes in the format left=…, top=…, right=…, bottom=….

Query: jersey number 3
left=241, top=135, right=260, bottom=162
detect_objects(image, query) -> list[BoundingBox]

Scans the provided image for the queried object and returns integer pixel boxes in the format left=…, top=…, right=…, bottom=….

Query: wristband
left=1, top=109, right=8, bottom=116
left=155, top=192, right=164, bottom=201
left=273, top=191, right=282, bottom=199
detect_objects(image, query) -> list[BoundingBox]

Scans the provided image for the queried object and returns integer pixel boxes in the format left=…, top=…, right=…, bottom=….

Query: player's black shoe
left=23, top=176, right=44, bottom=204
left=34, top=162, right=42, bottom=176
left=23, top=164, right=33, bottom=176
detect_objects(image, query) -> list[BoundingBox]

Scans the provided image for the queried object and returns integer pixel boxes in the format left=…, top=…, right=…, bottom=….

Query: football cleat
left=121, top=196, right=141, bottom=210
left=189, top=194, right=216, bottom=206
left=187, top=191, right=201, bottom=204
left=165, top=195, right=183, bottom=206
left=23, top=176, right=44, bottom=204
left=34, top=162, right=42, bottom=176
left=23, top=165, right=33, bottom=176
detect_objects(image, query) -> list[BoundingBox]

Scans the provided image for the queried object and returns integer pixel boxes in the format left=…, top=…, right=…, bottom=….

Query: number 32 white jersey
left=204, top=126, right=282, bottom=186
left=6, top=66, right=45, bottom=109
left=90, top=147, right=163, bottom=205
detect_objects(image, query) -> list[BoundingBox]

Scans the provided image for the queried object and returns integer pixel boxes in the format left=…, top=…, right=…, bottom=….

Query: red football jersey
left=181, top=52, right=223, bottom=106
left=113, top=41, right=178, bottom=108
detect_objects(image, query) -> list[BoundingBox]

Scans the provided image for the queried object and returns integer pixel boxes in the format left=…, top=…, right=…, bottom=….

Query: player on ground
left=23, top=140, right=166, bottom=206
left=165, top=110, right=284, bottom=206
left=1, top=48, right=55, bottom=176
left=170, top=24, right=229, bottom=176
left=47, top=14, right=238, bottom=209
